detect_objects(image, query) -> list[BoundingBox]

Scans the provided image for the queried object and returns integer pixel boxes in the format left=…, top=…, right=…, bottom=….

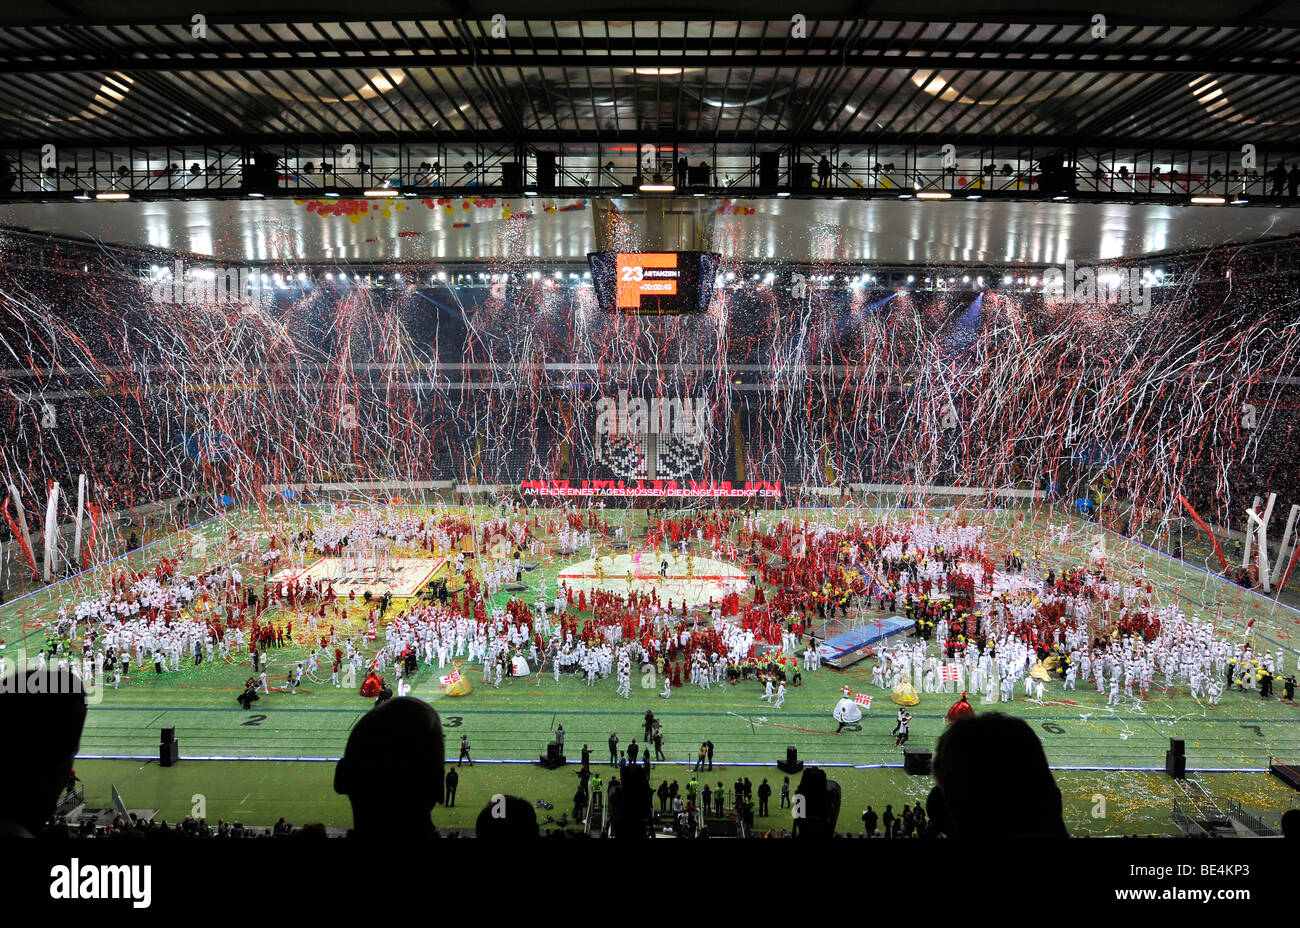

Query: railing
left=1225, top=799, right=1280, bottom=837
left=54, top=785, right=85, bottom=817
left=1171, top=797, right=1209, bottom=836
left=3, top=141, right=1299, bottom=206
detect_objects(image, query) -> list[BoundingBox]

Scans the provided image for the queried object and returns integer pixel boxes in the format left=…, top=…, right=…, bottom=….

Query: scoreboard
left=588, top=251, right=721, bottom=315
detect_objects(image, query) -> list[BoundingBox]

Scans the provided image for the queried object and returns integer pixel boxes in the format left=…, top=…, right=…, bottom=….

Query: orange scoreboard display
left=589, top=250, right=720, bottom=315
left=614, top=253, right=679, bottom=310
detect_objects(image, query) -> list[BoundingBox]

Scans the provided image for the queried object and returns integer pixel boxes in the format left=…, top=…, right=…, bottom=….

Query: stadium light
left=916, top=191, right=951, bottom=200
left=1190, top=195, right=1226, bottom=205
left=639, top=174, right=676, bottom=193
left=96, top=191, right=130, bottom=200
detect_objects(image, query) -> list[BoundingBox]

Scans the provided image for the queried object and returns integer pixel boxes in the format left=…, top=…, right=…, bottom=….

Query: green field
left=5, top=502, right=1300, bottom=834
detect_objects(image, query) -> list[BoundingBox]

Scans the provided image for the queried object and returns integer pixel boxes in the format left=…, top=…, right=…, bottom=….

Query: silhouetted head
left=334, top=697, right=444, bottom=838
left=475, top=795, right=539, bottom=838
left=1282, top=809, right=1300, bottom=838
left=933, top=712, right=1066, bottom=837
left=0, top=669, right=88, bottom=836
left=612, top=765, right=654, bottom=839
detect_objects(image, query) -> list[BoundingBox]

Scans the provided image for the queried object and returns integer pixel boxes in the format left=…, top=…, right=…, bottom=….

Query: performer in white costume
left=833, top=686, right=862, bottom=733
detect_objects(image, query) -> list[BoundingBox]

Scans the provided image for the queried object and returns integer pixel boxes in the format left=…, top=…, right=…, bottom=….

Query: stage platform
left=556, top=551, right=747, bottom=608
left=1269, top=759, right=1300, bottom=791
left=268, top=556, right=447, bottom=598
left=817, top=616, right=913, bottom=669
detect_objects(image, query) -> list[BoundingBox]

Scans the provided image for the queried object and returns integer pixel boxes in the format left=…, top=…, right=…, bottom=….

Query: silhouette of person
left=1271, top=162, right=1288, bottom=196
left=931, top=712, right=1067, bottom=837
left=818, top=156, right=832, bottom=188
left=791, top=766, right=842, bottom=838
left=475, top=795, right=539, bottom=838
left=611, top=764, right=654, bottom=838
left=1282, top=808, right=1300, bottom=838
left=0, top=669, right=88, bottom=837
left=445, top=767, right=458, bottom=807
left=334, top=696, right=445, bottom=839
left=1289, top=165, right=1300, bottom=199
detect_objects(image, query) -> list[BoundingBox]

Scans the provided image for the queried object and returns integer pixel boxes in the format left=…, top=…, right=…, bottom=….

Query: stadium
left=1, top=0, right=1300, bottom=856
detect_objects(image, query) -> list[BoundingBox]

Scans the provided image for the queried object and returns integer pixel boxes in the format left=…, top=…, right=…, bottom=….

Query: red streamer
left=1176, top=493, right=1229, bottom=572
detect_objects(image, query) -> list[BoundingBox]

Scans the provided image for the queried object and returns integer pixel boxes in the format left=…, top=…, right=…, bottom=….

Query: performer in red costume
left=946, top=691, right=974, bottom=723
left=360, top=670, right=383, bottom=698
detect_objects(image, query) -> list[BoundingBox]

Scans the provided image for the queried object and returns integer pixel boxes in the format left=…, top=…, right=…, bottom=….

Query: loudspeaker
left=776, top=745, right=804, bottom=774
left=793, top=162, right=813, bottom=189
left=1165, top=750, right=1186, bottom=779
left=160, top=727, right=175, bottom=745
left=536, top=151, right=557, bottom=189
left=688, top=163, right=710, bottom=186
left=242, top=149, right=279, bottom=195
left=1169, top=738, right=1185, bottom=758
left=501, top=161, right=522, bottom=190
left=160, top=740, right=179, bottom=767
left=539, top=741, right=567, bottom=769
left=903, top=748, right=932, bottom=775
left=759, top=151, right=780, bottom=188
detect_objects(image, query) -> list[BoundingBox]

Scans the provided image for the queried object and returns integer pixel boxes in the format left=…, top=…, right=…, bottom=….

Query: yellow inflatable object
left=445, top=676, right=472, bottom=697
left=444, top=662, right=473, bottom=697
left=891, top=681, right=920, bottom=707
left=1030, top=661, right=1052, bottom=682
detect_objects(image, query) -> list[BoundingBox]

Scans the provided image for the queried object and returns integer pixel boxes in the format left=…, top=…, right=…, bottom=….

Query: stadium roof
left=0, top=1, right=1299, bottom=149
left=2, top=2, right=1300, bottom=265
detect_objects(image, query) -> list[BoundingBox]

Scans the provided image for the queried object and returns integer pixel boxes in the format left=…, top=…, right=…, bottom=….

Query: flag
left=942, top=664, right=960, bottom=682
left=439, top=671, right=462, bottom=686
left=852, top=691, right=872, bottom=707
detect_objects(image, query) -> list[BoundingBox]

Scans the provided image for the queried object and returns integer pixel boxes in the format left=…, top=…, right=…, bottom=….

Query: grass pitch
left=5, top=503, right=1300, bottom=834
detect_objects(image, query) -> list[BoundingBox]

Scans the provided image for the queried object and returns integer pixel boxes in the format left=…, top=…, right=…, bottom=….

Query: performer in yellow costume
left=444, top=660, right=472, bottom=697
left=892, top=679, right=920, bottom=707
